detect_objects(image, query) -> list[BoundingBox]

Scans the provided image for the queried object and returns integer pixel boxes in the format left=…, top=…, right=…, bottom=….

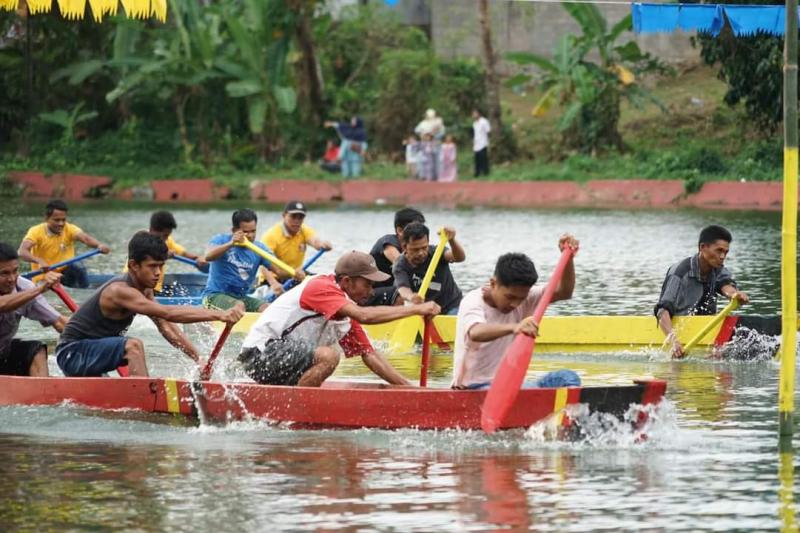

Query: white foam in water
left=718, top=328, right=781, bottom=362
left=523, top=399, right=681, bottom=449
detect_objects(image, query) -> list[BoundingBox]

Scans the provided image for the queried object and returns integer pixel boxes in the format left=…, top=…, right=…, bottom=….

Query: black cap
left=284, top=201, right=307, bottom=215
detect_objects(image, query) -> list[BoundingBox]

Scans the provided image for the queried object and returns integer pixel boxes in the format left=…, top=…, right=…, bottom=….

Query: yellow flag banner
left=0, top=0, right=166, bottom=22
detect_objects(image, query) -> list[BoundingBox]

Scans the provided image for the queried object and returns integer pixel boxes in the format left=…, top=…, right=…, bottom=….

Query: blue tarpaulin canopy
left=632, top=3, right=789, bottom=36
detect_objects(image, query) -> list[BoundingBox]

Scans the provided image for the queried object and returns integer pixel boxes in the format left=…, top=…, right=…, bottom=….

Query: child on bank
left=439, top=135, right=458, bottom=183
left=403, top=135, right=420, bottom=179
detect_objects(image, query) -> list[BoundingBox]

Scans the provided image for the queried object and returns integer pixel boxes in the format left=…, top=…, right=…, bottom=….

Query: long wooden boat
left=0, top=375, right=666, bottom=432
left=218, top=312, right=789, bottom=354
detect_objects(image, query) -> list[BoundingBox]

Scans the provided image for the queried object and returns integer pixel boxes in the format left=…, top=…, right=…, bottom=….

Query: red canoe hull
left=0, top=376, right=666, bottom=431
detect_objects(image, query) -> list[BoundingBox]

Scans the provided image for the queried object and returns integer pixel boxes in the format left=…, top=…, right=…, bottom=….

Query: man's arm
left=260, top=267, right=285, bottom=295
left=657, top=309, right=684, bottom=358
left=383, top=245, right=401, bottom=265
left=17, top=240, right=49, bottom=267
left=308, top=236, right=333, bottom=251
left=336, top=301, right=439, bottom=325
left=75, top=231, right=110, bottom=254
left=51, top=315, right=68, bottom=333
left=393, top=263, right=422, bottom=304
left=720, top=283, right=750, bottom=304
left=361, top=351, right=411, bottom=386
left=105, top=284, right=242, bottom=324
left=151, top=316, right=200, bottom=362
left=552, top=234, right=579, bottom=302
left=441, top=227, right=466, bottom=263
left=0, top=272, right=61, bottom=313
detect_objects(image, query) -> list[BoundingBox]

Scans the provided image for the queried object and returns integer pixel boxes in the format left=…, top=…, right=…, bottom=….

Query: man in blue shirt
left=203, top=209, right=276, bottom=312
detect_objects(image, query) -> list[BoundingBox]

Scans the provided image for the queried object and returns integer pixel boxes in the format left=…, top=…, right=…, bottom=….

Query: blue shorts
left=466, top=370, right=581, bottom=390
left=56, top=337, right=128, bottom=377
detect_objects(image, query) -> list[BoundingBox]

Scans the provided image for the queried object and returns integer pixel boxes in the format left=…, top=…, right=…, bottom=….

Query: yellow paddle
left=682, top=297, right=740, bottom=353
left=389, top=228, right=449, bottom=352
left=236, top=238, right=296, bottom=277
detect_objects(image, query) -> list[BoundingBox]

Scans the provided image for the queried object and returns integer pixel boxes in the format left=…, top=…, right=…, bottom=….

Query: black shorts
left=367, top=286, right=398, bottom=306
left=238, top=338, right=315, bottom=386
left=0, top=339, right=45, bottom=376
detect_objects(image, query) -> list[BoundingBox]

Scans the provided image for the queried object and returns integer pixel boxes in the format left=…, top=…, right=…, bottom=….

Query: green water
left=0, top=202, right=797, bottom=531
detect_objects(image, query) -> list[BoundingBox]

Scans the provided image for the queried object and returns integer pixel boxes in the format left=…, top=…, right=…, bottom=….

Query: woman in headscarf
left=414, top=109, right=445, bottom=180
left=324, top=117, right=367, bottom=178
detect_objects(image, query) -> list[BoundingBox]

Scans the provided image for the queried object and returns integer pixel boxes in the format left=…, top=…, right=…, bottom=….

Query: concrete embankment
left=5, top=171, right=786, bottom=211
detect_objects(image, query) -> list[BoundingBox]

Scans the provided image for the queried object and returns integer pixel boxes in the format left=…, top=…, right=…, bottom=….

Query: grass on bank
left=0, top=64, right=782, bottom=198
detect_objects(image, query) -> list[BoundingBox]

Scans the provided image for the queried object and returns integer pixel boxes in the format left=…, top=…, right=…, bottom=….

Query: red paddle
left=481, top=246, right=575, bottom=433
left=199, top=323, right=234, bottom=381
left=419, top=318, right=432, bottom=387
left=51, top=284, right=130, bottom=377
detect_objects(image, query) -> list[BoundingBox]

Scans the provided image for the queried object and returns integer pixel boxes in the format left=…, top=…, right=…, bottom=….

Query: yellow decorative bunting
left=0, top=0, right=166, bottom=21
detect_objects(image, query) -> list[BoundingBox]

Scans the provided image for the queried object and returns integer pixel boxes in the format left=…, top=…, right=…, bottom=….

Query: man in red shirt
left=239, top=250, right=439, bottom=387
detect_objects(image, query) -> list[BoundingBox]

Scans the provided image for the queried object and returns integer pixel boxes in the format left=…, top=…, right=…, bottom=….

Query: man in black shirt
left=654, top=225, right=749, bottom=358
left=367, top=208, right=425, bottom=305
left=392, top=222, right=466, bottom=314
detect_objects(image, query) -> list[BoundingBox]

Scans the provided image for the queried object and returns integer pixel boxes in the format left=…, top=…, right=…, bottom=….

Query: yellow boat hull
left=220, top=313, right=778, bottom=354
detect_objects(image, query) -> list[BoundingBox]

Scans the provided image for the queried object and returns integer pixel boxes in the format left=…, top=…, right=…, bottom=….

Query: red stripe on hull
left=0, top=377, right=666, bottom=431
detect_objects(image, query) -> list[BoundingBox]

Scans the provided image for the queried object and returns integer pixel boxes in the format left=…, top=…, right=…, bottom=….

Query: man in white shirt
left=451, top=237, right=581, bottom=390
left=472, top=109, right=491, bottom=177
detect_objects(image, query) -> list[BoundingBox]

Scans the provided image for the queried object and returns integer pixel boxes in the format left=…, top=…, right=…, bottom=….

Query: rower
left=655, top=224, right=750, bottom=358
left=393, top=222, right=465, bottom=315
left=451, top=242, right=581, bottom=390
left=203, top=209, right=280, bottom=312
left=18, top=199, right=111, bottom=288
left=0, top=242, right=67, bottom=377
left=55, top=232, right=243, bottom=377
left=238, top=250, right=439, bottom=387
left=258, top=200, right=332, bottom=296
left=123, top=211, right=208, bottom=294
left=366, top=207, right=425, bottom=306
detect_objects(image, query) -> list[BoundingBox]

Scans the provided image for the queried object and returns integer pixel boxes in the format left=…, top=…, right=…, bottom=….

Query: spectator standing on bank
left=439, top=135, right=458, bottom=183
left=415, top=109, right=445, bottom=180
left=325, top=117, right=367, bottom=179
left=472, top=109, right=491, bottom=177
left=403, top=135, right=420, bottom=179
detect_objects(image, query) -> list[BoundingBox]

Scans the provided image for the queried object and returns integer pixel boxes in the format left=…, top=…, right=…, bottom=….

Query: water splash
left=717, top=327, right=781, bottom=362
left=523, top=399, right=680, bottom=449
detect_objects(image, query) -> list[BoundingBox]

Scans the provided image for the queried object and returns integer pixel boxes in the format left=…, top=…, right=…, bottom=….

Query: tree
left=478, top=0, right=503, bottom=147
left=507, top=5, right=668, bottom=154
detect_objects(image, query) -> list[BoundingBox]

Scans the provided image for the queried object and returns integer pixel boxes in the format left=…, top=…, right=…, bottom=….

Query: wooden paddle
left=267, top=248, right=327, bottom=302
left=50, top=283, right=130, bottom=377
left=481, top=246, right=575, bottom=433
left=24, top=249, right=102, bottom=279
left=236, top=238, right=296, bottom=277
left=682, top=297, right=740, bottom=353
left=415, top=228, right=449, bottom=385
left=199, top=323, right=234, bottom=381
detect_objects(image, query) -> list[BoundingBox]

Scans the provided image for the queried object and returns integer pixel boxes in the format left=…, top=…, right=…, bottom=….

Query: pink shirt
left=451, top=285, right=544, bottom=388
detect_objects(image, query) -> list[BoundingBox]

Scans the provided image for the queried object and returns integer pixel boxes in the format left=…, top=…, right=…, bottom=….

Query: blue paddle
left=267, top=249, right=327, bottom=302
left=171, top=254, right=209, bottom=273
left=24, top=249, right=102, bottom=279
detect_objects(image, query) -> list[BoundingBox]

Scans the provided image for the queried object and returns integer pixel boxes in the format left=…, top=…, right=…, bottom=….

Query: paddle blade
left=481, top=335, right=536, bottom=433
left=200, top=323, right=233, bottom=381
left=419, top=318, right=432, bottom=387
left=51, top=284, right=78, bottom=313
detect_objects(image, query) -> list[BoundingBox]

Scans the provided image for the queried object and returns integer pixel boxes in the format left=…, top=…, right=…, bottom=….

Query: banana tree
left=217, top=0, right=297, bottom=160
left=507, top=5, right=668, bottom=153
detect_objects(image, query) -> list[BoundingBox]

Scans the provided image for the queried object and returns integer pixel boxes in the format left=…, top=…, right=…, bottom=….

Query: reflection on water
left=0, top=203, right=797, bottom=530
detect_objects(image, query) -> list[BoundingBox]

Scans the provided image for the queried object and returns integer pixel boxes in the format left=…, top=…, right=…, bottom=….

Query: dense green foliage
left=506, top=5, right=669, bottom=154
left=0, top=2, right=487, bottom=176
left=694, top=0, right=787, bottom=133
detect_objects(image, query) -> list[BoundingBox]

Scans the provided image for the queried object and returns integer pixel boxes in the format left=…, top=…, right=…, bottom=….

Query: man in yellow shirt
left=18, top=199, right=110, bottom=288
left=259, top=201, right=332, bottom=294
left=124, top=211, right=208, bottom=293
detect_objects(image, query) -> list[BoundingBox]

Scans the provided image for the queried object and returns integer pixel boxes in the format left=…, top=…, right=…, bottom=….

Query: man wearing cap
left=258, top=201, right=333, bottom=294
left=239, top=251, right=439, bottom=387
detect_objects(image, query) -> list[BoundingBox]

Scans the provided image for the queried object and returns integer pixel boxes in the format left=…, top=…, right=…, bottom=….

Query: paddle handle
left=419, top=318, right=432, bottom=387
left=238, top=239, right=296, bottom=277
left=50, top=283, right=129, bottom=377
left=682, top=297, right=739, bottom=352
left=200, top=323, right=233, bottom=381
left=24, top=249, right=102, bottom=279
left=267, top=248, right=327, bottom=302
left=481, top=246, right=575, bottom=433
left=418, top=228, right=448, bottom=300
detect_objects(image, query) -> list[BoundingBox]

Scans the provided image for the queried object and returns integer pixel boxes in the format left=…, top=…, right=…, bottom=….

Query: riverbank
left=3, top=171, right=787, bottom=211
